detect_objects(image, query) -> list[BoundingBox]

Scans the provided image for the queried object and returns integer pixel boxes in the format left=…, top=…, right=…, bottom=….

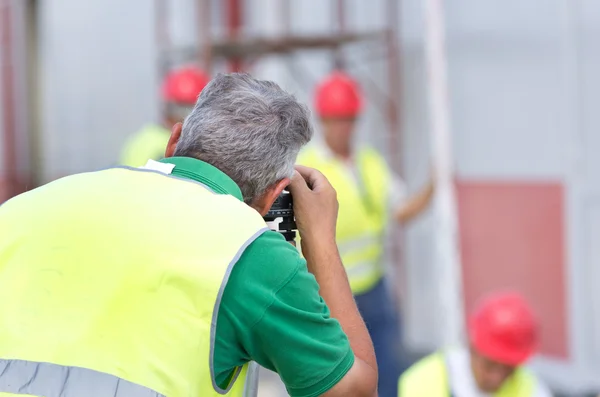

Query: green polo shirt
left=159, top=157, right=354, bottom=397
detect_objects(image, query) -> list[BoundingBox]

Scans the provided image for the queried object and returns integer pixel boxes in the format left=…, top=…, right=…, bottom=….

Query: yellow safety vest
left=297, top=145, right=390, bottom=295
left=0, top=165, right=268, bottom=397
left=120, top=124, right=171, bottom=167
left=398, top=351, right=537, bottom=397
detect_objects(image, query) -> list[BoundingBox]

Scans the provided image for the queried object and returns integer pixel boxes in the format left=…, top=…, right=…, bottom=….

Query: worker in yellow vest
left=399, top=292, right=552, bottom=397
left=120, top=65, right=210, bottom=167
left=297, top=70, right=435, bottom=396
left=0, top=74, right=378, bottom=397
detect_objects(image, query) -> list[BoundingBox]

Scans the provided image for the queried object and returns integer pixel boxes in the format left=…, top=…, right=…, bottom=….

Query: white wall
left=37, top=0, right=158, bottom=181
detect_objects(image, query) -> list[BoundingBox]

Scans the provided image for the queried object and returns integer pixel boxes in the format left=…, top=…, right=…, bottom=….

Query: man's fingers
left=288, top=170, right=310, bottom=195
left=294, top=165, right=327, bottom=191
left=294, top=165, right=320, bottom=179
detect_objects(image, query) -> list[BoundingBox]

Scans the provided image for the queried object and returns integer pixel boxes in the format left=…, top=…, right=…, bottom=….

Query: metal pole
left=333, top=0, right=345, bottom=70
left=226, top=0, right=243, bottom=72
left=336, top=0, right=345, bottom=31
left=1, top=0, right=18, bottom=201
left=423, top=0, right=465, bottom=347
left=199, top=0, right=213, bottom=71
left=383, top=0, right=408, bottom=316
left=386, top=0, right=402, bottom=176
left=282, top=0, right=291, bottom=36
left=154, top=0, right=171, bottom=124
left=155, top=0, right=170, bottom=75
left=559, top=0, right=588, bottom=370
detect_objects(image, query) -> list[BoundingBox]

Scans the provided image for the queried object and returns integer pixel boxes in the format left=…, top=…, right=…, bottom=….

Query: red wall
left=456, top=181, right=569, bottom=358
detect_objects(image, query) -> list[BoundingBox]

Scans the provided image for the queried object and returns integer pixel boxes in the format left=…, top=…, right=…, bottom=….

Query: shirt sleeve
left=213, top=230, right=354, bottom=397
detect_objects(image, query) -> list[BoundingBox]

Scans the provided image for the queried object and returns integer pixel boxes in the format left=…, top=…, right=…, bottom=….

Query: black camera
left=263, top=191, right=297, bottom=242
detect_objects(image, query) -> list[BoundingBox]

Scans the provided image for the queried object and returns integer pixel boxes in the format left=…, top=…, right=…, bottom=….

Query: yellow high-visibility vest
left=398, top=351, right=537, bottom=397
left=297, top=145, right=390, bottom=295
left=120, top=124, right=171, bottom=167
left=0, top=165, right=268, bottom=396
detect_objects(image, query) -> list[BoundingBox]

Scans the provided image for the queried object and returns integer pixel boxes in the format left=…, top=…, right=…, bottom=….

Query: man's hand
left=394, top=172, right=436, bottom=224
left=288, top=165, right=378, bottom=396
left=288, top=165, right=338, bottom=245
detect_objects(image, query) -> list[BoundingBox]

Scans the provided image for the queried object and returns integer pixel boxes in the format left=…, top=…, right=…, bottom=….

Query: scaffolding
left=153, top=0, right=404, bottom=176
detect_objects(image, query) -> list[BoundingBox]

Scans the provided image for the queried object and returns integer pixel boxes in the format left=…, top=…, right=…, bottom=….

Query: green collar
left=158, top=157, right=243, bottom=201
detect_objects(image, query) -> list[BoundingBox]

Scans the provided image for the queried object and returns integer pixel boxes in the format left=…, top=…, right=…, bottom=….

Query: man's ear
left=164, top=122, right=183, bottom=158
left=252, top=178, right=291, bottom=216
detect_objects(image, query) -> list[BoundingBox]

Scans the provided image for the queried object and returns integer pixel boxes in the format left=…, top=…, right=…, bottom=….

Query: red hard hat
left=315, top=71, right=362, bottom=118
left=161, top=66, right=210, bottom=105
left=468, top=292, right=538, bottom=366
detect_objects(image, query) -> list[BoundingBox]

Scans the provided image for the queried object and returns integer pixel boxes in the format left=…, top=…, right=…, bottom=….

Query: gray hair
left=174, top=73, right=313, bottom=203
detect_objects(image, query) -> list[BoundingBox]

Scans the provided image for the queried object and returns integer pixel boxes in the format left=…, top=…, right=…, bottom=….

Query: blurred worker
left=120, top=65, right=210, bottom=167
left=297, top=71, right=435, bottom=396
left=399, top=292, right=552, bottom=397
left=0, top=74, right=378, bottom=397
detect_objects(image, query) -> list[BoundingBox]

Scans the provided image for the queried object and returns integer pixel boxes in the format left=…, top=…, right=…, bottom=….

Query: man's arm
left=213, top=231, right=357, bottom=397
left=289, top=165, right=378, bottom=397
left=394, top=176, right=435, bottom=224
left=302, top=238, right=378, bottom=397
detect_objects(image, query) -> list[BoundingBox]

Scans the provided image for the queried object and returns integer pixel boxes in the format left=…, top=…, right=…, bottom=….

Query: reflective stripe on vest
left=0, top=359, right=164, bottom=397
left=297, top=146, right=390, bottom=294
left=0, top=166, right=268, bottom=397
left=337, top=233, right=381, bottom=283
left=337, top=233, right=380, bottom=256
left=345, top=261, right=380, bottom=279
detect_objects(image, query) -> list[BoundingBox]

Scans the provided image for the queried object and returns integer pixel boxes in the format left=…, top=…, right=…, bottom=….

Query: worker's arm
left=394, top=175, right=435, bottom=224
left=301, top=238, right=378, bottom=397
left=289, top=165, right=378, bottom=397
left=214, top=230, right=357, bottom=397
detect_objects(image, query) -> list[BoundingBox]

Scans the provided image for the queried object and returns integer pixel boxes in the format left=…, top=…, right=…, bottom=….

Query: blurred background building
left=1, top=0, right=600, bottom=395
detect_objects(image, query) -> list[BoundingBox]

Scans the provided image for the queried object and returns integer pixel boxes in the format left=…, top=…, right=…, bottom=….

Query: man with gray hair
left=0, top=73, right=377, bottom=397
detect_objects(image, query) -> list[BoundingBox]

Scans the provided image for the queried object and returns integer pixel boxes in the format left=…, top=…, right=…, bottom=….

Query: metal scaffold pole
left=423, top=0, right=465, bottom=347
left=1, top=0, right=17, bottom=200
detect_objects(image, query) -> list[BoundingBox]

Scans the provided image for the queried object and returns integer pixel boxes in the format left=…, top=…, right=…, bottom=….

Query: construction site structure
left=154, top=0, right=404, bottom=173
